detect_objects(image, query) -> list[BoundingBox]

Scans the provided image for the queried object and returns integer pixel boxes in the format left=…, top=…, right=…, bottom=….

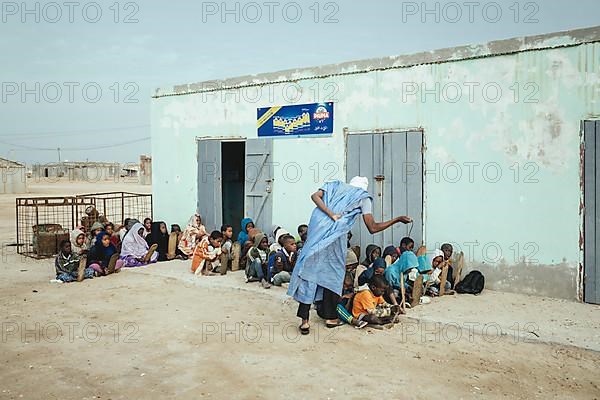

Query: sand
left=1, top=181, right=599, bottom=399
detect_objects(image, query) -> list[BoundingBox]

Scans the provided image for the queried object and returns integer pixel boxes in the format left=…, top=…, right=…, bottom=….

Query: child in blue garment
left=385, top=245, right=430, bottom=308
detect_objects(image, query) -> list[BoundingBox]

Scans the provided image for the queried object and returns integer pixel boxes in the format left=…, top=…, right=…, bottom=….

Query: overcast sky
left=1, top=0, right=598, bottom=164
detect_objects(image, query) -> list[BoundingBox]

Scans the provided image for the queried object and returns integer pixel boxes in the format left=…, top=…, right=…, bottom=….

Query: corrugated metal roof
left=153, top=25, right=600, bottom=99
left=0, top=157, right=25, bottom=168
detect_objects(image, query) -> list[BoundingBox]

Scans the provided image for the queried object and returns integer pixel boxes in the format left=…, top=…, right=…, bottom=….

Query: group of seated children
left=328, top=238, right=462, bottom=328
left=55, top=215, right=182, bottom=282
left=54, top=212, right=462, bottom=328
left=187, top=217, right=306, bottom=290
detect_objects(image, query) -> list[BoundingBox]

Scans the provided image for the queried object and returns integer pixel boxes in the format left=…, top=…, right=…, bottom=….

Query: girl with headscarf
left=426, top=249, right=454, bottom=296
left=237, top=218, right=254, bottom=244
left=288, top=176, right=412, bottom=334
left=120, top=222, right=159, bottom=267
left=178, top=214, right=207, bottom=257
left=146, top=221, right=169, bottom=262
left=70, top=229, right=88, bottom=255
left=89, top=222, right=104, bottom=247
left=87, top=231, right=123, bottom=275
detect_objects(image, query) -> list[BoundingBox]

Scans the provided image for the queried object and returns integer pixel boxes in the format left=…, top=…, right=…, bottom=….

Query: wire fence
left=16, top=192, right=152, bottom=259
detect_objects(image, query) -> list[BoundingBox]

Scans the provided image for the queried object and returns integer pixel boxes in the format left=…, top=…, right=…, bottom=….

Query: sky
left=1, top=0, right=599, bottom=164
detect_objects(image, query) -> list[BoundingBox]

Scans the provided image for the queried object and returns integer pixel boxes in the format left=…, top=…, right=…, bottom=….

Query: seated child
left=269, top=228, right=289, bottom=254
left=119, top=223, right=159, bottom=267
left=89, top=222, right=104, bottom=247
left=270, top=235, right=297, bottom=286
left=55, top=239, right=94, bottom=282
left=87, top=231, right=123, bottom=276
left=105, top=222, right=120, bottom=249
left=237, top=218, right=255, bottom=245
left=70, top=229, right=88, bottom=256
left=191, top=230, right=223, bottom=276
left=352, top=275, right=400, bottom=326
left=146, top=221, right=170, bottom=262
left=357, top=257, right=387, bottom=287
left=296, top=224, right=308, bottom=251
left=178, top=214, right=208, bottom=257
left=361, top=244, right=382, bottom=267
left=143, top=217, right=152, bottom=238
left=333, top=257, right=368, bottom=329
left=168, top=224, right=186, bottom=260
left=441, top=243, right=455, bottom=288
left=385, top=244, right=429, bottom=307
left=214, top=224, right=233, bottom=275
left=399, top=237, right=415, bottom=254
left=426, top=249, right=455, bottom=296
left=245, top=232, right=271, bottom=289
left=383, top=245, right=399, bottom=266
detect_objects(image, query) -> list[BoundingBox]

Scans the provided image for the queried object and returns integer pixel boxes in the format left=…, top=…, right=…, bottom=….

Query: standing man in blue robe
left=288, top=176, right=413, bottom=334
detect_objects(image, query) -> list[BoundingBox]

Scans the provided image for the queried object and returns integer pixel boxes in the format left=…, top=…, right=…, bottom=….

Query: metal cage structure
left=16, top=192, right=152, bottom=259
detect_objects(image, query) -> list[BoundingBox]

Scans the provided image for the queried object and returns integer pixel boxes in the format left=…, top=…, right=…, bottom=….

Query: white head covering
left=349, top=176, right=369, bottom=191
left=121, top=222, right=150, bottom=258
left=431, top=249, right=445, bottom=267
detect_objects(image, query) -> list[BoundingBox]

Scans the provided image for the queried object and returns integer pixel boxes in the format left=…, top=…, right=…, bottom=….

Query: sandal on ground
left=325, top=320, right=344, bottom=329
left=354, top=320, right=368, bottom=329
left=299, top=324, right=310, bottom=335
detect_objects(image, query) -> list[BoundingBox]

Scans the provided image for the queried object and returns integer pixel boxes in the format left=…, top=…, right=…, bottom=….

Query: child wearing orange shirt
left=191, top=231, right=223, bottom=276
left=352, top=275, right=399, bottom=325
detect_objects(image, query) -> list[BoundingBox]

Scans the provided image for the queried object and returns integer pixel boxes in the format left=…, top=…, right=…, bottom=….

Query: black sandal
left=299, top=324, right=310, bottom=335
left=325, top=320, right=344, bottom=329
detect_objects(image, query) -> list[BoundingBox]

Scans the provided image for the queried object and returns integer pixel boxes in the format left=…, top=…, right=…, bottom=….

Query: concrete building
left=151, top=26, right=600, bottom=303
left=0, top=157, right=27, bottom=193
left=31, top=162, right=120, bottom=182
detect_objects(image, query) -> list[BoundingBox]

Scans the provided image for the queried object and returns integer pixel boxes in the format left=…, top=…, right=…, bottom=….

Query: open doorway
left=221, top=141, right=245, bottom=238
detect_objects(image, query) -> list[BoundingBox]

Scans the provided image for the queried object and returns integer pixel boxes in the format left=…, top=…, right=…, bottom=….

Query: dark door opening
left=222, top=141, right=246, bottom=238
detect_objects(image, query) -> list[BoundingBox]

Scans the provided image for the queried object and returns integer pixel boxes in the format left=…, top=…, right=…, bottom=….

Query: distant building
left=0, top=157, right=27, bottom=194
left=31, top=162, right=120, bottom=182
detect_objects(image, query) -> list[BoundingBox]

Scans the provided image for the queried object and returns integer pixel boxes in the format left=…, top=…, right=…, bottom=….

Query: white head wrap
left=349, top=176, right=369, bottom=191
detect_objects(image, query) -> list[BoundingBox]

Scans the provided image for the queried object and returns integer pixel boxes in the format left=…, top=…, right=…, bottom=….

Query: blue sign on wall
left=257, top=102, right=334, bottom=138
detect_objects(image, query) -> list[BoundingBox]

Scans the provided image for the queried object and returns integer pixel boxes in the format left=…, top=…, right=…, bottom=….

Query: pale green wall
left=151, top=42, right=600, bottom=300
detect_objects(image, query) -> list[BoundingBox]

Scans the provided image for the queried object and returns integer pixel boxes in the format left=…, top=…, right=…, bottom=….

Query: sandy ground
left=1, top=181, right=600, bottom=399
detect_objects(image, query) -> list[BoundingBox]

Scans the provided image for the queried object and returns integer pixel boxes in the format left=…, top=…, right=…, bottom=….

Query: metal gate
left=245, top=138, right=273, bottom=231
left=197, top=138, right=223, bottom=231
left=346, top=129, right=424, bottom=254
left=584, top=121, right=599, bottom=304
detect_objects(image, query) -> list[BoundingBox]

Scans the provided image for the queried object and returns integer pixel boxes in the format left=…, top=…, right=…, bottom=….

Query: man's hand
left=398, top=216, right=413, bottom=224
left=331, top=214, right=341, bottom=222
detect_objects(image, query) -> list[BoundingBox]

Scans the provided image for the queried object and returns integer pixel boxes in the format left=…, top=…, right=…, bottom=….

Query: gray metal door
left=245, top=139, right=273, bottom=231
left=584, top=121, right=599, bottom=304
left=346, top=130, right=423, bottom=255
left=197, top=139, right=222, bottom=231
